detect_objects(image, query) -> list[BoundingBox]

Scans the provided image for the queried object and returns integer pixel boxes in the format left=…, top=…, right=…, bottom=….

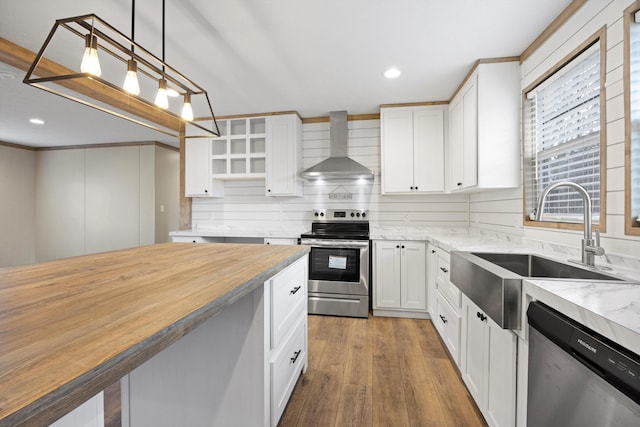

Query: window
left=524, top=35, right=606, bottom=229
left=625, top=3, right=640, bottom=235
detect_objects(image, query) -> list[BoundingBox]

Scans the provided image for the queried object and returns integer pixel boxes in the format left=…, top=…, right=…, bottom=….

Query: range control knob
left=320, top=212, right=325, bottom=217
left=362, top=212, right=367, bottom=218
left=356, top=212, right=361, bottom=217
left=314, top=212, right=319, bottom=217
left=351, top=212, right=355, bottom=217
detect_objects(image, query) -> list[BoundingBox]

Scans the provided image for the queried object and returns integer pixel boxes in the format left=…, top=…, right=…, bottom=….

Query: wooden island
left=0, top=243, right=309, bottom=427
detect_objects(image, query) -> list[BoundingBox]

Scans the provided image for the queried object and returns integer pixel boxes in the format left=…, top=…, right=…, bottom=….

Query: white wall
left=0, top=144, right=35, bottom=266
left=192, top=119, right=470, bottom=231
left=470, top=0, right=640, bottom=260
left=36, top=144, right=179, bottom=262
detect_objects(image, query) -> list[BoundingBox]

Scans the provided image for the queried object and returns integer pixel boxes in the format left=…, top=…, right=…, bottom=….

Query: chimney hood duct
left=300, top=111, right=374, bottom=180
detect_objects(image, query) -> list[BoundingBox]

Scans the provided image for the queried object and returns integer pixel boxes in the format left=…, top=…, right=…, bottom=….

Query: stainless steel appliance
left=300, top=209, right=370, bottom=318
left=527, top=302, right=640, bottom=426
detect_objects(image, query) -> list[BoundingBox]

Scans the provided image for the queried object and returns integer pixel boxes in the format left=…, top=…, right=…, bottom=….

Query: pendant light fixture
left=24, top=12, right=221, bottom=138
left=122, top=0, right=141, bottom=95
left=80, top=33, right=101, bottom=76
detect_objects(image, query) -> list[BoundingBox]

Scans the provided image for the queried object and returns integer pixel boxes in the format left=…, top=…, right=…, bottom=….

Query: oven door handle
left=300, top=239, right=370, bottom=249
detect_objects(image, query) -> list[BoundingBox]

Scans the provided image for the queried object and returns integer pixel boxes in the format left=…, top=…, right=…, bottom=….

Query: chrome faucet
left=535, top=181, right=605, bottom=267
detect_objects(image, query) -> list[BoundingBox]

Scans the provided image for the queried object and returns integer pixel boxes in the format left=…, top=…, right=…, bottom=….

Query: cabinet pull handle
left=477, top=312, right=487, bottom=322
left=290, top=285, right=301, bottom=295
left=431, top=250, right=436, bottom=254
left=267, top=189, right=271, bottom=192
left=410, top=186, right=414, bottom=190
left=204, top=189, right=208, bottom=193
left=439, top=315, right=448, bottom=324
left=291, top=349, right=302, bottom=364
left=415, top=186, right=418, bottom=190
left=457, top=182, right=462, bottom=187
left=440, top=267, right=448, bottom=273
left=396, top=245, right=400, bottom=249
left=401, top=245, right=405, bottom=249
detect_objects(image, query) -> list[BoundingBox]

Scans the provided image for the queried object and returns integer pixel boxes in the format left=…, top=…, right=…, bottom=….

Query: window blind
left=631, top=18, right=640, bottom=222
left=524, top=43, right=601, bottom=223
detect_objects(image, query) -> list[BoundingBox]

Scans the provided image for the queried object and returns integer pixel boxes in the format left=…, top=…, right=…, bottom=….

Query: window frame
left=522, top=27, right=607, bottom=233
left=624, top=1, right=640, bottom=236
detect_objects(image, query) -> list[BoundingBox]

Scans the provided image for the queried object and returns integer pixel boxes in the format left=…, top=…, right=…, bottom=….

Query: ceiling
left=0, top=0, right=572, bottom=148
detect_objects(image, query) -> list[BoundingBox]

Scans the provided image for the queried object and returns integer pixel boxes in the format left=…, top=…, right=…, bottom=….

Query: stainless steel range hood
left=300, top=111, right=374, bottom=180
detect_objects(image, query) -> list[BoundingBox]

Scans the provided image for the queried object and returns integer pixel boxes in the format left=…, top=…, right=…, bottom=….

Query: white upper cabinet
left=185, top=139, right=224, bottom=198
left=211, top=118, right=267, bottom=179
left=265, top=114, right=303, bottom=197
left=449, top=61, right=520, bottom=192
left=381, top=105, right=446, bottom=194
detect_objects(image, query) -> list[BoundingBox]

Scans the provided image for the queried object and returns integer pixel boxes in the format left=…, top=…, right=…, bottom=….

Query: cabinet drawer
left=171, top=236, right=205, bottom=243
left=436, top=252, right=461, bottom=309
left=271, top=257, right=307, bottom=349
left=271, top=316, right=307, bottom=426
left=434, top=291, right=461, bottom=365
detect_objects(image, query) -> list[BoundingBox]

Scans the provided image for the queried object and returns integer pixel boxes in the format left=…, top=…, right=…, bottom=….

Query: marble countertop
left=524, top=280, right=640, bottom=355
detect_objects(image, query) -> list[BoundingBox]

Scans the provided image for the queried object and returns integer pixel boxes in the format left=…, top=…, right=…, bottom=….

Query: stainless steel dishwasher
left=527, top=302, right=640, bottom=426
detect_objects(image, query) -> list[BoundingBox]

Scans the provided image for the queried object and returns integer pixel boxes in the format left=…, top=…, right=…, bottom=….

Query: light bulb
left=123, top=60, right=140, bottom=95
left=181, top=93, right=194, bottom=121
left=154, top=79, right=169, bottom=109
left=80, top=34, right=101, bottom=77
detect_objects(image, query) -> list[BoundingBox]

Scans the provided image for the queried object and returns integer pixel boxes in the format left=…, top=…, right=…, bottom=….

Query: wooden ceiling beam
left=0, top=37, right=182, bottom=133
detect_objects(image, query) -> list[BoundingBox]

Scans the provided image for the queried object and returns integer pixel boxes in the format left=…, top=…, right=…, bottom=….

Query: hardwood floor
left=279, top=315, right=487, bottom=427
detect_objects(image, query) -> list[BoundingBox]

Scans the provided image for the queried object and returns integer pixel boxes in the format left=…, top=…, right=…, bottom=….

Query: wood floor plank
left=372, top=317, right=411, bottom=426
left=343, top=317, right=373, bottom=386
left=334, top=384, right=372, bottom=427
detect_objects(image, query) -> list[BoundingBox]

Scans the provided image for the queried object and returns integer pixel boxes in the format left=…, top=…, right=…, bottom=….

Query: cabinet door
left=185, top=140, right=216, bottom=197
left=461, top=295, right=488, bottom=407
left=413, top=109, right=445, bottom=192
left=449, top=97, right=464, bottom=190
left=485, top=320, right=517, bottom=427
left=400, top=242, right=426, bottom=310
left=374, top=241, right=401, bottom=308
left=381, top=109, right=415, bottom=193
left=265, top=115, right=302, bottom=196
left=426, top=245, right=438, bottom=315
left=461, top=75, right=478, bottom=189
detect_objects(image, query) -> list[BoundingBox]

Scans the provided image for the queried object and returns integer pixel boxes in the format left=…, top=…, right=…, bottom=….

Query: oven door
left=302, top=239, right=369, bottom=296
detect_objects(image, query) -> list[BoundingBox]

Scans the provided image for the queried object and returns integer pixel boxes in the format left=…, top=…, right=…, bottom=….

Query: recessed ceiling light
left=29, top=118, right=45, bottom=125
left=0, top=70, right=17, bottom=80
left=384, top=68, right=401, bottom=79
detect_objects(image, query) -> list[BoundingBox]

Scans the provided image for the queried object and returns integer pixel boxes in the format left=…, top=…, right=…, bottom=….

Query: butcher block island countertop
left=0, top=242, right=309, bottom=427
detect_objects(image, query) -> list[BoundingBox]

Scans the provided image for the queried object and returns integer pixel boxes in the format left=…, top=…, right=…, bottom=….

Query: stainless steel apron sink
left=450, top=252, right=626, bottom=330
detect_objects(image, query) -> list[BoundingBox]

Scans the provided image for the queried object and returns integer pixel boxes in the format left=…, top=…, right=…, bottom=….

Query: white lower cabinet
left=461, top=294, right=517, bottom=427
left=434, top=290, right=462, bottom=364
left=265, top=256, right=308, bottom=426
left=426, top=244, right=439, bottom=315
left=270, top=315, right=307, bottom=425
left=373, top=240, right=427, bottom=317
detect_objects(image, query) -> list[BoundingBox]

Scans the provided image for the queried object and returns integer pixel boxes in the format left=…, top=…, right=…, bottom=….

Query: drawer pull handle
left=291, top=349, right=302, bottom=364
left=440, top=267, right=448, bottom=273
left=477, top=312, right=487, bottom=322
left=290, top=286, right=301, bottom=295
left=439, top=315, right=448, bottom=324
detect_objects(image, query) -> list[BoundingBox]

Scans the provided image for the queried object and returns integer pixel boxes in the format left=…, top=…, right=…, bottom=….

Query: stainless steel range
left=300, top=209, right=370, bottom=318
